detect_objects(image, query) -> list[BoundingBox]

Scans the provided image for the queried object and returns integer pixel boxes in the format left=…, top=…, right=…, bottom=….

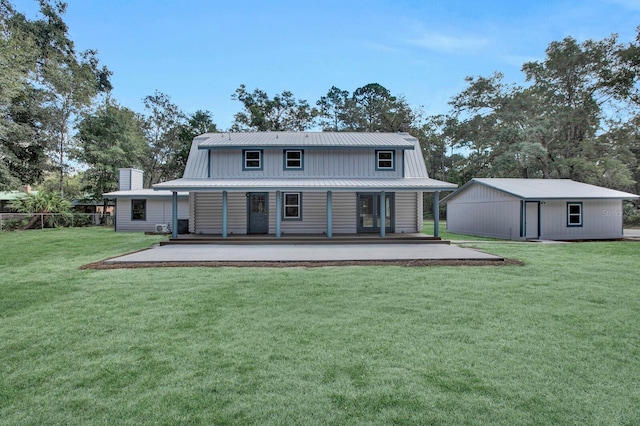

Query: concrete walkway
left=105, top=243, right=502, bottom=264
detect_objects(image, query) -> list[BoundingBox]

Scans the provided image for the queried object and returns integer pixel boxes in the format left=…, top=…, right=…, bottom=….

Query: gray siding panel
left=395, top=192, right=419, bottom=233
left=115, top=198, right=188, bottom=232
left=447, top=198, right=521, bottom=239
left=540, top=199, right=624, bottom=239
left=209, top=148, right=403, bottom=179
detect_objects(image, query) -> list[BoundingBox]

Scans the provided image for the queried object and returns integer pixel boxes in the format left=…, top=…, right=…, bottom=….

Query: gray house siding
left=540, top=199, right=624, bottom=240
left=209, top=148, right=403, bottom=179
left=189, top=190, right=421, bottom=235
left=446, top=185, right=521, bottom=239
left=115, top=197, right=188, bottom=233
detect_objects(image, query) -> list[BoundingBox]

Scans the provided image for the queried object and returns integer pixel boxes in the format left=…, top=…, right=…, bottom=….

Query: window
left=376, top=150, right=395, bottom=170
left=284, top=150, right=304, bottom=169
left=283, top=192, right=302, bottom=220
left=131, top=199, right=146, bottom=221
left=243, top=149, right=263, bottom=170
left=567, top=202, right=583, bottom=227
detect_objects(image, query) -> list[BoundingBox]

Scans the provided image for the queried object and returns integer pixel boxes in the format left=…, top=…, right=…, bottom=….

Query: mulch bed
left=81, top=258, right=524, bottom=269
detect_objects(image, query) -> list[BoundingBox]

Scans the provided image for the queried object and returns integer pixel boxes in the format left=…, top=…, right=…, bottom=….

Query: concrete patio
left=104, top=242, right=503, bottom=265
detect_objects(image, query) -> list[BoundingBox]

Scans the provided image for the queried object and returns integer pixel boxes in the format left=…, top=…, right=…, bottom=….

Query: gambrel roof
left=195, top=131, right=418, bottom=150
left=443, top=178, right=639, bottom=202
left=155, top=132, right=457, bottom=193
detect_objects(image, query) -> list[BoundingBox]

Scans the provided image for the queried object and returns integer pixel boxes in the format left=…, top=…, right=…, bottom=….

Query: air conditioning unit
left=155, top=224, right=169, bottom=233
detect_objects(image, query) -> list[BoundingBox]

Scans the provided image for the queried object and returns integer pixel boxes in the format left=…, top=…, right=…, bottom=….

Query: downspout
left=326, top=191, right=333, bottom=238
left=222, top=191, right=228, bottom=238
left=433, top=191, right=440, bottom=238
left=172, top=192, right=178, bottom=239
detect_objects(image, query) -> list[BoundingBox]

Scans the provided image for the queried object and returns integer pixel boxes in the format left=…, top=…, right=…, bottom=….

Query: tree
left=316, top=86, right=351, bottom=131
left=0, top=0, right=42, bottom=190
left=140, top=90, right=185, bottom=186
left=231, top=84, right=316, bottom=131
left=10, top=190, right=72, bottom=229
left=74, top=99, right=147, bottom=200
left=174, top=110, right=217, bottom=174
left=1, top=0, right=111, bottom=194
left=350, top=83, right=415, bottom=132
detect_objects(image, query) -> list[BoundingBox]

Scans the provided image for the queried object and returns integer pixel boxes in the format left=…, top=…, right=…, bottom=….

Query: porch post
left=380, top=191, right=386, bottom=238
left=222, top=191, right=228, bottom=238
left=433, top=191, right=440, bottom=238
left=326, top=191, right=332, bottom=238
left=172, top=191, right=178, bottom=239
left=275, top=190, right=281, bottom=238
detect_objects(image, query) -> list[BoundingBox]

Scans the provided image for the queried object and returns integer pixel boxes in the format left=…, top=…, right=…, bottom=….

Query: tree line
left=2, top=0, right=640, bottom=210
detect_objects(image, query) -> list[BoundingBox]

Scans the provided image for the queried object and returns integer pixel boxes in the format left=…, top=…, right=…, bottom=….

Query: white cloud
left=408, top=33, right=491, bottom=54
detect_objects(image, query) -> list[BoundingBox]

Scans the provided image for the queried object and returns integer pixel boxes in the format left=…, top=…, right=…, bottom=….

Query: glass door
left=357, top=193, right=394, bottom=233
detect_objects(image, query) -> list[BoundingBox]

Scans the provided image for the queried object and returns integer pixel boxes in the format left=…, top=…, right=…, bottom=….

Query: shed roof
left=195, top=132, right=418, bottom=150
left=443, top=178, right=639, bottom=202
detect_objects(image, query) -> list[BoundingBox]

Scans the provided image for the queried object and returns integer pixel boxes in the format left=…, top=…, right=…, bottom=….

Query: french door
left=357, top=193, right=394, bottom=233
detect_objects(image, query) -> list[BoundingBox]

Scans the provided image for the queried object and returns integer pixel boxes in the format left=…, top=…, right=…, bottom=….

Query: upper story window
left=243, top=149, right=263, bottom=170
left=376, top=150, right=395, bottom=171
left=567, top=202, right=583, bottom=227
left=131, top=199, right=146, bottom=221
left=284, top=150, right=304, bottom=170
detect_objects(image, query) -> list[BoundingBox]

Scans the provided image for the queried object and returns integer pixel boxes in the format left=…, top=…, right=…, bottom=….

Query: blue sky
left=13, top=0, right=640, bottom=130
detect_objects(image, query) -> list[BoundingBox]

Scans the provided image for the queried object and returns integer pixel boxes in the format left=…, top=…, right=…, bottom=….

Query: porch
left=160, top=232, right=449, bottom=245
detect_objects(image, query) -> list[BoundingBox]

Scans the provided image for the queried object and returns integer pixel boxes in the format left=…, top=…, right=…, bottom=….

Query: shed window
left=131, top=199, right=146, bottom=221
left=376, top=150, right=395, bottom=170
left=243, top=150, right=263, bottom=170
left=567, top=202, right=583, bottom=227
left=284, top=150, right=303, bottom=169
left=283, top=192, right=302, bottom=220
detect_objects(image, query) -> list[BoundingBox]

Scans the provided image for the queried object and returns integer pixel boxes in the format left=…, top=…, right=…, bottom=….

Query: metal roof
left=196, top=132, right=418, bottom=150
left=154, top=177, right=457, bottom=192
left=102, top=189, right=189, bottom=199
left=443, top=178, right=639, bottom=202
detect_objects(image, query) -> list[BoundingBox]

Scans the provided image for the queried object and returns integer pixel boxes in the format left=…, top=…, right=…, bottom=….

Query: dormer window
left=284, top=150, right=304, bottom=170
left=243, top=149, right=263, bottom=170
left=376, top=150, right=395, bottom=170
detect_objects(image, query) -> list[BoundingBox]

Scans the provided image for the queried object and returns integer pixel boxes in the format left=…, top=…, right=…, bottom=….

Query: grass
left=1, top=227, right=640, bottom=425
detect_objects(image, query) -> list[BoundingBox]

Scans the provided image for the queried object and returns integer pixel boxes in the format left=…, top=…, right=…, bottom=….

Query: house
left=103, top=168, right=189, bottom=233
left=0, top=186, right=36, bottom=213
left=442, top=178, right=639, bottom=240
left=153, top=132, right=458, bottom=239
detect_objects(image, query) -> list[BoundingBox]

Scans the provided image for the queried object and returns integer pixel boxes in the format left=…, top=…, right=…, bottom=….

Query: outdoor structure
left=153, top=132, right=457, bottom=239
left=443, top=178, right=639, bottom=240
left=103, top=168, right=189, bottom=233
left=0, top=186, right=35, bottom=212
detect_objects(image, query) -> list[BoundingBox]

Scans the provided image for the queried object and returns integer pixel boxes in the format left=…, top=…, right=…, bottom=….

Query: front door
left=525, top=201, right=539, bottom=239
left=357, top=193, right=394, bottom=233
left=247, top=192, right=269, bottom=234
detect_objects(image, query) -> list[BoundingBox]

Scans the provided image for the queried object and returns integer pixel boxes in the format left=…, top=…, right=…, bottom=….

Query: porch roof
left=153, top=177, right=457, bottom=192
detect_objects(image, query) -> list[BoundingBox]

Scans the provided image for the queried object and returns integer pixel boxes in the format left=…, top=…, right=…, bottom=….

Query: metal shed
left=442, top=178, right=639, bottom=240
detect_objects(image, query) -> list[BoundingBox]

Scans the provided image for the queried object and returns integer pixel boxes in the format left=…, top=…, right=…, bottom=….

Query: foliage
left=231, top=84, right=316, bottom=131
left=316, top=83, right=416, bottom=132
left=140, top=90, right=185, bottom=186
left=74, top=99, right=147, bottom=199
left=9, top=190, right=72, bottom=228
left=174, top=109, right=217, bottom=174
left=1, top=228, right=639, bottom=424
left=0, top=0, right=111, bottom=194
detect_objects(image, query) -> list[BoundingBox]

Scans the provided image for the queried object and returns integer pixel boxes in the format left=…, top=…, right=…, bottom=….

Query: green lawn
left=1, top=228, right=639, bottom=425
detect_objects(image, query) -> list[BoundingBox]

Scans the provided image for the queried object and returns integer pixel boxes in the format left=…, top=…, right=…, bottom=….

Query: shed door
left=247, top=193, right=268, bottom=234
left=525, top=201, right=539, bottom=239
